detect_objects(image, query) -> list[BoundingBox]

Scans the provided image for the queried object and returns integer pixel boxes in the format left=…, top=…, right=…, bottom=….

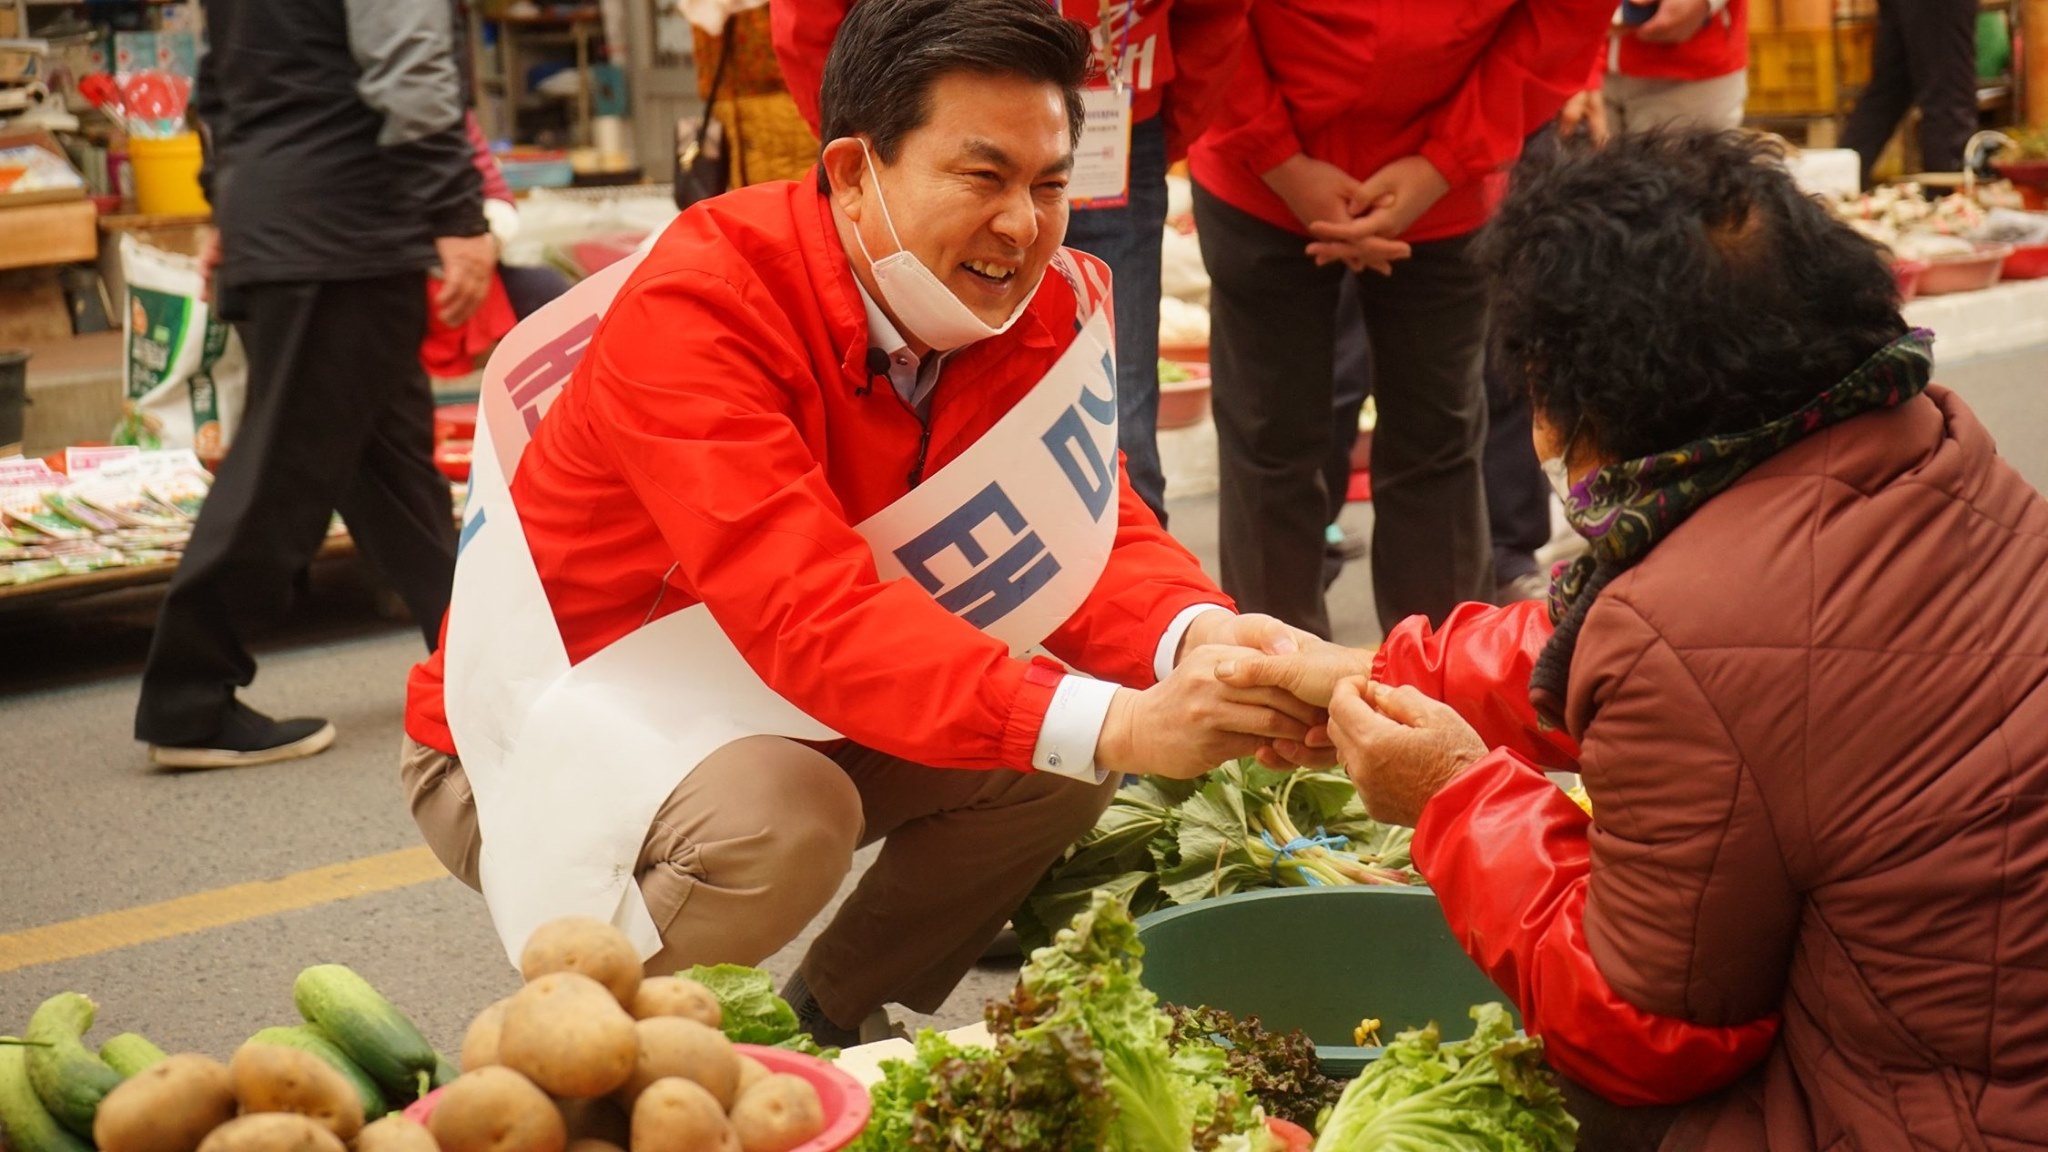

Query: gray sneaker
left=781, top=969, right=903, bottom=1048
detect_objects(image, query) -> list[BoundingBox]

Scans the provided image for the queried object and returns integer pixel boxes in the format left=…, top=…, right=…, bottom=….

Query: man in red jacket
left=1190, top=0, right=1615, bottom=641
left=403, top=0, right=1318, bottom=1047
left=776, top=0, right=1249, bottom=523
left=1602, top=0, right=1750, bottom=134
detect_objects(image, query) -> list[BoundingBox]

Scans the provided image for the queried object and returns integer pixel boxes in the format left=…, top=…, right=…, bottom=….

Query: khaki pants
left=1601, top=69, right=1748, bottom=136
left=402, top=735, right=1116, bottom=1026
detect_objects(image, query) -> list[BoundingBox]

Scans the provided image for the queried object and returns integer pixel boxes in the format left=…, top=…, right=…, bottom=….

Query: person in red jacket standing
left=1189, top=0, right=1616, bottom=641
left=1602, top=0, right=1750, bottom=134
left=775, top=0, right=1249, bottom=523
left=405, top=0, right=1323, bottom=1049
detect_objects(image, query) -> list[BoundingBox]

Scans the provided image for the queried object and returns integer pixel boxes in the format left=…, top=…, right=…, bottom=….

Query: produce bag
left=114, top=235, right=248, bottom=461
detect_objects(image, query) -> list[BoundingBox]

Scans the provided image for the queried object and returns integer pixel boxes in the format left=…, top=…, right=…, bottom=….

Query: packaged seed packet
left=72, top=472, right=186, bottom=529
left=142, top=467, right=211, bottom=521
left=43, top=491, right=124, bottom=534
left=0, top=484, right=91, bottom=540
left=0, top=559, right=67, bottom=586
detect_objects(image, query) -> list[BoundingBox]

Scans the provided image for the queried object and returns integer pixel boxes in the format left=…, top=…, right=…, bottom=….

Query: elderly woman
left=1227, top=130, right=2048, bottom=1150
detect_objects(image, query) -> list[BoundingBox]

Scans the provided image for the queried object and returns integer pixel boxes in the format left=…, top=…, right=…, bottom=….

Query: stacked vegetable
left=1018, top=761, right=1424, bottom=950
left=0, top=916, right=837, bottom=1152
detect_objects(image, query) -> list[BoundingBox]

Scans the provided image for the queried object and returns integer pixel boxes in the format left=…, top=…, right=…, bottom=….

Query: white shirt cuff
left=1153, top=604, right=1234, bottom=682
left=1030, top=674, right=1121, bottom=782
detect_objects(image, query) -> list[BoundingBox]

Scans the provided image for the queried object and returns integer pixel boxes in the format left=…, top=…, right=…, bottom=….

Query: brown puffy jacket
left=1566, top=386, right=2048, bottom=1150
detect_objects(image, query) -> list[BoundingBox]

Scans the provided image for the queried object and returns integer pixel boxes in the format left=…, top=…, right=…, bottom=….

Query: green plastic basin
left=1136, top=886, right=1512, bottom=1076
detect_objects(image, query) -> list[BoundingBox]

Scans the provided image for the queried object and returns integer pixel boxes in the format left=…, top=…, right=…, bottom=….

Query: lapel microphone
left=859, top=347, right=890, bottom=397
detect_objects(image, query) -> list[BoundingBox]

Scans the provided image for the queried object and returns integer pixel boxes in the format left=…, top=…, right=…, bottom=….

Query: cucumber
left=247, top=1025, right=389, bottom=1119
left=97, top=1033, right=168, bottom=1077
left=292, top=965, right=437, bottom=1099
left=0, top=1044, right=92, bottom=1152
left=23, top=993, right=121, bottom=1138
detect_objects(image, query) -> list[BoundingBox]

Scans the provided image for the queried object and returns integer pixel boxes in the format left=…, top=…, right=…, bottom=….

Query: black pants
left=1484, top=373, right=1550, bottom=587
left=134, top=273, right=455, bottom=744
left=1195, top=182, right=1490, bottom=638
left=1841, top=0, right=1980, bottom=182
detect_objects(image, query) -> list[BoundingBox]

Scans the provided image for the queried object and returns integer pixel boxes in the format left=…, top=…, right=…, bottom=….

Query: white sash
left=443, top=246, right=1120, bottom=963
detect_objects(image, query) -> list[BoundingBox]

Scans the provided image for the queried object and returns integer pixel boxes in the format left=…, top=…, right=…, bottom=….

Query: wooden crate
left=1746, top=23, right=1876, bottom=117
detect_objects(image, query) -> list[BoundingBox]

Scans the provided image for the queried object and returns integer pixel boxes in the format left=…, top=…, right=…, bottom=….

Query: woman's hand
left=1329, top=678, right=1488, bottom=826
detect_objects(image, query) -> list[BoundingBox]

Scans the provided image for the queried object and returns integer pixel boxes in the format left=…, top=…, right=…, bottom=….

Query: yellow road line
left=0, top=847, right=448, bottom=974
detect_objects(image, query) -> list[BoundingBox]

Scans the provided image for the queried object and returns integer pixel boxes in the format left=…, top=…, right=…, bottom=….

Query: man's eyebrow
left=959, top=138, right=1074, bottom=178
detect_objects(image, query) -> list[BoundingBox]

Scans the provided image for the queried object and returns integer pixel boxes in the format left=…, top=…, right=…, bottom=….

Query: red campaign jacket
left=1610, top=0, right=1748, bottom=83
left=405, top=178, right=1228, bottom=765
left=1373, top=600, right=1780, bottom=1106
left=1189, top=0, right=1615, bottom=242
left=771, top=0, right=1248, bottom=162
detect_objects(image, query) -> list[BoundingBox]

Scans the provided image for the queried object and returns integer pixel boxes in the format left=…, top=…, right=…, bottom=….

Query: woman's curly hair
left=1475, top=130, right=1908, bottom=464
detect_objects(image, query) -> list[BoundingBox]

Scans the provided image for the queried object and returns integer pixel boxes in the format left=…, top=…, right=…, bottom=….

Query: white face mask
left=1540, top=454, right=1573, bottom=504
left=850, top=140, right=1040, bottom=352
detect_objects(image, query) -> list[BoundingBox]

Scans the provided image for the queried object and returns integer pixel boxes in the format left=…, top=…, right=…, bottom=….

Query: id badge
left=1068, top=85, right=1132, bottom=209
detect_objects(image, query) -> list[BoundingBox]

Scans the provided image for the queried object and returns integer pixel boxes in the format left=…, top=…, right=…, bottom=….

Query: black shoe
left=780, top=970, right=902, bottom=1048
left=148, top=700, right=336, bottom=770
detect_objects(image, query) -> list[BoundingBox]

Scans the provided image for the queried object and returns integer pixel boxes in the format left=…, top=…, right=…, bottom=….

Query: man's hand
left=1178, top=610, right=1316, bottom=665
left=432, top=233, right=496, bottom=327
left=1633, top=0, right=1713, bottom=45
left=1260, top=153, right=1365, bottom=232
left=1558, top=89, right=1610, bottom=146
left=198, top=228, right=222, bottom=305
left=1213, top=640, right=1375, bottom=710
left=1096, top=645, right=1327, bottom=780
left=1305, top=155, right=1447, bottom=275
left=1329, top=678, right=1487, bottom=827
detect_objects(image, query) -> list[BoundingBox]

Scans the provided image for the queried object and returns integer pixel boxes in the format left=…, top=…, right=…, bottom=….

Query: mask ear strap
left=856, top=139, right=908, bottom=257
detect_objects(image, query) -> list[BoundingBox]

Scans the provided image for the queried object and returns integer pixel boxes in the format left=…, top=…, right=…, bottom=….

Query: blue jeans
left=1061, top=115, right=1168, bottom=523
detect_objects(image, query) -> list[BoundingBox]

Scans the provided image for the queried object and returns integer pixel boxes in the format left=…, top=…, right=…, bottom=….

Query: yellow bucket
left=129, top=132, right=211, bottom=216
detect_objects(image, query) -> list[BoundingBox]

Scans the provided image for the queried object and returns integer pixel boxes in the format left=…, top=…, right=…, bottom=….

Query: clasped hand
left=1261, top=154, right=1451, bottom=275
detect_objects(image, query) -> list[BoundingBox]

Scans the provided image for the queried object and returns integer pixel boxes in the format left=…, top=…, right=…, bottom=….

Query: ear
left=821, top=137, right=870, bottom=222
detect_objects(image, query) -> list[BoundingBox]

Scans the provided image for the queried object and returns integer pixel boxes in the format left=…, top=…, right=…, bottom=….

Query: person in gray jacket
left=134, top=0, right=492, bottom=768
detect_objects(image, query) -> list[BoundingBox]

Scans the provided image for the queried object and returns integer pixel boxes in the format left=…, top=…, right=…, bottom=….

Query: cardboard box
left=0, top=130, right=88, bottom=209
left=0, top=199, right=99, bottom=270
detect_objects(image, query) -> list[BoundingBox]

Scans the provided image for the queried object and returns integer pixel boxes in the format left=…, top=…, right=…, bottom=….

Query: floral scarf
left=1529, top=328, right=1935, bottom=728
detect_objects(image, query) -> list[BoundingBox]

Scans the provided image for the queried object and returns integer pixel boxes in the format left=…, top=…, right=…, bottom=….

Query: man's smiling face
left=843, top=70, right=1075, bottom=338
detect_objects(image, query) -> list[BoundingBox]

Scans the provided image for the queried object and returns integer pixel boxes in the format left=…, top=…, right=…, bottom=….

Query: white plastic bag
left=115, top=235, right=248, bottom=460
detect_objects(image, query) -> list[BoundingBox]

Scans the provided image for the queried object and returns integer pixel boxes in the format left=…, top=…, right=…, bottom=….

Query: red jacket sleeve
left=581, top=267, right=1059, bottom=772
left=1371, top=600, right=1581, bottom=773
left=1416, top=0, right=1616, bottom=192
left=1041, top=467, right=1232, bottom=689
left=1158, top=0, right=1251, bottom=162
left=769, top=0, right=851, bottom=137
left=1413, top=751, right=1781, bottom=1106
left=1192, top=13, right=1304, bottom=179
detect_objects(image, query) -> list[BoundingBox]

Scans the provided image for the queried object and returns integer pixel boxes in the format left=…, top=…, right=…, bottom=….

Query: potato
left=630, top=1077, right=738, bottom=1152
left=196, top=1113, right=347, bottom=1152
left=521, top=916, right=642, bottom=1008
left=734, top=1054, right=771, bottom=1099
left=429, top=1066, right=567, bottom=1152
left=567, top=1143, right=626, bottom=1152
left=729, top=1074, right=827, bottom=1152
left=558, top=1095, right=630, bottom=1144
left=499, top=972, right=639, bottom=1098
left=229, top=1042, right=364, bottom=1143
left=628, top=976, right=721, bottom=1028
left=462, top=997, right=510, bottom=1071
left=355, top=1116, right=440, bottom=1152
left=615, top=1017, right=740, bottom=1111
left=94, top=1052, right=237, bottom=1152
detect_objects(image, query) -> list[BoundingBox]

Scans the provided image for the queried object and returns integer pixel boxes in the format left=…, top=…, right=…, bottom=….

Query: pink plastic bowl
left=402, top=1043, right=872, bottom=1149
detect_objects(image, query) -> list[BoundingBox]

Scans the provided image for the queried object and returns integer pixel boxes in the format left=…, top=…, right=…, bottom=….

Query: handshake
left=1092, top=611, right=1491, bottom=828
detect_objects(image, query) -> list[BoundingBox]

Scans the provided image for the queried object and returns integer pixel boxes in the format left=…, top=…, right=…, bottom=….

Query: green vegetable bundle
left=852, top=892, right=1280, bottom=1152
left=1312, top=1004, right=1578, bottom=1152
left=1018, top=761, right=1424, bottom=951
left=683, top=964, right=837, bottom=1056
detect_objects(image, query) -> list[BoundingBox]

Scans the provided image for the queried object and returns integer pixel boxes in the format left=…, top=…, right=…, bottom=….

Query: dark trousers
left=1324, top=274, right=1373, bottom=528
left=1841, top=0, right=1980, bottom=182
left=1062, top=115, right=1170, bottom=523
left=134, top=273, right=456, bottom=744
left=1484, top=368, right=1549, bottom=586
left=1194, top=183, right=1491, bottom=637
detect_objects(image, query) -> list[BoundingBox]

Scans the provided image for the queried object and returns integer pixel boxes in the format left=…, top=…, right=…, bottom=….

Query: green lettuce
left=682, top=964, right=833, bottom=1056
left=1311, top=1003, right=1578, bottom=1152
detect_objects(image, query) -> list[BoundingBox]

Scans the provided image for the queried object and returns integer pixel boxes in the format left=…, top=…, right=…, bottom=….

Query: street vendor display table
left=1903, top=276, right=2048, bottom=363
left=0, top=535, right=359, bottom=612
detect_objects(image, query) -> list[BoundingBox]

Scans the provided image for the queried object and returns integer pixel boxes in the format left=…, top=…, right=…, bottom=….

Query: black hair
left=815, top=0, right=1090, bottom=193
left=1475, top=129, right=1909, bottom=464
